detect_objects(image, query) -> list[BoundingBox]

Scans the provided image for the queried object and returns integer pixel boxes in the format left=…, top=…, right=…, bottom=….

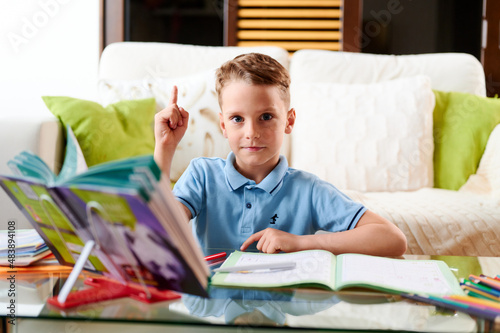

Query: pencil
left=461, top=279, right=500, bottom=298
left=462, top=286, right=500, bottom=302
left=481, top=275, right=500, bottom=290
left=457, top=292, right=500, bottom=312
left=470, top=275, right=500, bottom=292
left=401, top=294, right=500, bottom=321
left=447, top=295, right=500, bottom=311
left=465, top=289, right=499, bottom=302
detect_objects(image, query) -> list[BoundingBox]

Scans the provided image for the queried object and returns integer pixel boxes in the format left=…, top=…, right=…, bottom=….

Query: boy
left=154, top=53, right=407, bottom=256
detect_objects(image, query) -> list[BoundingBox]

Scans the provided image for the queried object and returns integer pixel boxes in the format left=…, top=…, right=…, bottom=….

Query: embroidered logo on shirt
left=270, top=214, right=278, bottom=224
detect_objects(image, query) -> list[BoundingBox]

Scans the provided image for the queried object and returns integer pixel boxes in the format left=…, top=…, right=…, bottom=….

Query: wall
left=0, top=0, right=100, bottom=229
left=0, top=0, right=100, bottom=119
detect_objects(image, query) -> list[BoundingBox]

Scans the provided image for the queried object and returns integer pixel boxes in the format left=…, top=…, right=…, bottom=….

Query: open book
left=211, top=250, right=464, bottom=296
left=0, top=125, right=209, bottom=297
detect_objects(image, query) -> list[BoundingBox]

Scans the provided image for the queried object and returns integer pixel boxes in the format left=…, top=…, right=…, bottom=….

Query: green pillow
left=433, top=90, right=500, bottom=190
left=43, top=96, right=156, bottom=167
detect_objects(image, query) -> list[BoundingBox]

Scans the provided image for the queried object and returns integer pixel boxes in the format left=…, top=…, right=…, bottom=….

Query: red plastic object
left=204, top=252, right=227, bottom=262
left=47, top=276, right=181, bottom=309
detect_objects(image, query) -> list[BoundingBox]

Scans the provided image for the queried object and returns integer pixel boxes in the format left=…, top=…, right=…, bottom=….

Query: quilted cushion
left=291, top=76, right=435, bottom=192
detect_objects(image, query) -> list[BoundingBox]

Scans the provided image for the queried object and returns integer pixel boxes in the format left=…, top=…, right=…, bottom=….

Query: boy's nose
left=245, top=121, right=260, bottom=139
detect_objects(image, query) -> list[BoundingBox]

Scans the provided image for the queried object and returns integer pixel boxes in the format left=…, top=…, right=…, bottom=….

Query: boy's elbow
left=392, top=228, right=408, bottom=256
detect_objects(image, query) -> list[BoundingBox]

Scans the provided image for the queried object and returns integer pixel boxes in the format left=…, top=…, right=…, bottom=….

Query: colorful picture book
left=0, top=125, right=209, bottom=297
left=211, top=250, right=464, bottom=296
left=0, top=229, right=51, bottom=266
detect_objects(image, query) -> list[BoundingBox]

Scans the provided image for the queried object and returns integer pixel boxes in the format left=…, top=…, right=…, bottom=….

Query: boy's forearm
left=298, top=212, right=407, bottom=257
left=154, top=144, right=175, bottom=180
left=300, top=225, right=407, bottom=257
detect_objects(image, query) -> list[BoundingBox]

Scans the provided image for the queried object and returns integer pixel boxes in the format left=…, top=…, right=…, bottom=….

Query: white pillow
left=98, top=70, right=231, bottom=182
left=459, top=124, right=500, bottom=198
left=290, top=75, right=435, bottom=192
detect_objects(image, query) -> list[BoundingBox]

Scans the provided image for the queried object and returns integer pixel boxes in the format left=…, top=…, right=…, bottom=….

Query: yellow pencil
left=448, top=295, right=500, bottom=311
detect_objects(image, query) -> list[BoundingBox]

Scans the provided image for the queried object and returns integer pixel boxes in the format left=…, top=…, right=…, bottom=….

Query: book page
left=57, top=125, right=88, bottom=183
left=338, top=254, right=460, bottom=295
left=215, top=250, right=335, bottom=288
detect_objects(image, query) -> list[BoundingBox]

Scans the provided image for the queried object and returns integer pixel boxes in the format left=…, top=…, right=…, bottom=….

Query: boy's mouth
left=242, top=146, right=264, bottom=152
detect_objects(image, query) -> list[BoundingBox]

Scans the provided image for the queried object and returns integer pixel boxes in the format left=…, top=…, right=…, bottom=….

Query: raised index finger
left=169, top=85, right=178, bottom=105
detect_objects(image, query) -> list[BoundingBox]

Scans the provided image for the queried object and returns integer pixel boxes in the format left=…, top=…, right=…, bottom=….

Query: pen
left=213, top=261, right=296, bottom=273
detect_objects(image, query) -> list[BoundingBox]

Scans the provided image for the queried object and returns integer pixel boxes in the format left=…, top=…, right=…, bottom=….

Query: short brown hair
left=215, top=53, right=290, bottom=109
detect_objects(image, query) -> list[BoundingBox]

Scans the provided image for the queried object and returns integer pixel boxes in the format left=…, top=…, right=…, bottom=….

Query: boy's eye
left=231, top=116, right=243, bottom=123
left=261, top=113, right=273, bottom=121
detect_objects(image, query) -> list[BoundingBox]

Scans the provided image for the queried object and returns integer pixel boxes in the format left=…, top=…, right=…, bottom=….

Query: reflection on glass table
left=173, top=286, right=477, bottom=332
left=1, top=253, right=499, bottom=332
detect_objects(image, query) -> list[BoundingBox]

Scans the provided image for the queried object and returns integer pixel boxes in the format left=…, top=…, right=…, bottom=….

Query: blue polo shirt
left=173, top=152, right=366, bottom=252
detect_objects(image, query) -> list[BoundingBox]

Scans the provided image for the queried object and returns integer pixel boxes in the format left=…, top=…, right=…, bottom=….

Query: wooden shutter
left=224, top=0, right=362, bottom=52
left=482, top=0, right=500, bottom=97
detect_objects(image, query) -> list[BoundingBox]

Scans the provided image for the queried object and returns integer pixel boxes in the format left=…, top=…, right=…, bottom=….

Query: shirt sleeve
left=310, top=177, right=367, bottom=232
left=172, top=159, right=206, bottom=219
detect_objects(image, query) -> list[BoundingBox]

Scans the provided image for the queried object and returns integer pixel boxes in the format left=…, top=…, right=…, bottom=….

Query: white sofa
left=3, top=42, right=499, bottom=257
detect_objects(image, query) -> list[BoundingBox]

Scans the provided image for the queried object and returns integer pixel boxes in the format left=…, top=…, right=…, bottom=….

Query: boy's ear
left=219, top=112, right=227, bottom=138
left=285, top=108, right=296, bottom=134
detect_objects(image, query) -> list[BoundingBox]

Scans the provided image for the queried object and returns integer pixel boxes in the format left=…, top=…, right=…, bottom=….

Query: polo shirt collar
left=224, top=152, right=288, bottom=195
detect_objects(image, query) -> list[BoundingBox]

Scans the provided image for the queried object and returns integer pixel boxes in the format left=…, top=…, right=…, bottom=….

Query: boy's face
left=219, top=80, right=295, bottom=182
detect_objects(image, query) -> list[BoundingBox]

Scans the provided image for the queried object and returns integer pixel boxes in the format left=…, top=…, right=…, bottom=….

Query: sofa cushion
left=459, top=124, right=500, bottom=197
left=99, top=42, right=290, bottom=80
left=290, top=50, right=486, bottom=96
left=291, top=75, right=435, bottom=192
left=344, top=187, right=500, bottom=257
left=42, top=96, right=156, bottom=167
left=433, top=91, right=500, bottom=190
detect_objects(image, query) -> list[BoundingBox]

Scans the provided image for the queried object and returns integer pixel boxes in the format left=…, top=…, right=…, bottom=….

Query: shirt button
left=246, top=203, right=252, bottom=209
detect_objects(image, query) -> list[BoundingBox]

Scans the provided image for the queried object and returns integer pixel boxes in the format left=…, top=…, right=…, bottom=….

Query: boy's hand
left=154, top=85, right=189, bottom=150
left=240, top=228, right=303, bottom=254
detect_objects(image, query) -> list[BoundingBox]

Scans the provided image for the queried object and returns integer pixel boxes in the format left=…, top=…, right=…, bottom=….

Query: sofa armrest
left=0, top=116, right=62, bottom=229
left=38, top=119, right=64, bottom=174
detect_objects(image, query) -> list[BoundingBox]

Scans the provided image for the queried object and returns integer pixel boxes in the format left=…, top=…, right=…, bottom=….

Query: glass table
left=1, top=254, right=500, bottom=333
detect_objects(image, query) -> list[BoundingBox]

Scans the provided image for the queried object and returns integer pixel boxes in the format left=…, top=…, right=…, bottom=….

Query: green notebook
left=211, top=250, right=464, bottom=296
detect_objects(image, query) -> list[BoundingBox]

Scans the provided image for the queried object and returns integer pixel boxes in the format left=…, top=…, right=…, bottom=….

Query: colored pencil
left=447, top=295, right=500, bottom=311
left=481, top=275, right=500, bottom=289
left=454, top=292, right=500, bottom=312
left=461, top=279, right=500, bottom=297
left=462, top=286, right=499, bottom=302
left=465, top=289, right=498, bottom=302
left=401, top=293, right=500, bottom=321
left=470, top=275, right=500, bottom=292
